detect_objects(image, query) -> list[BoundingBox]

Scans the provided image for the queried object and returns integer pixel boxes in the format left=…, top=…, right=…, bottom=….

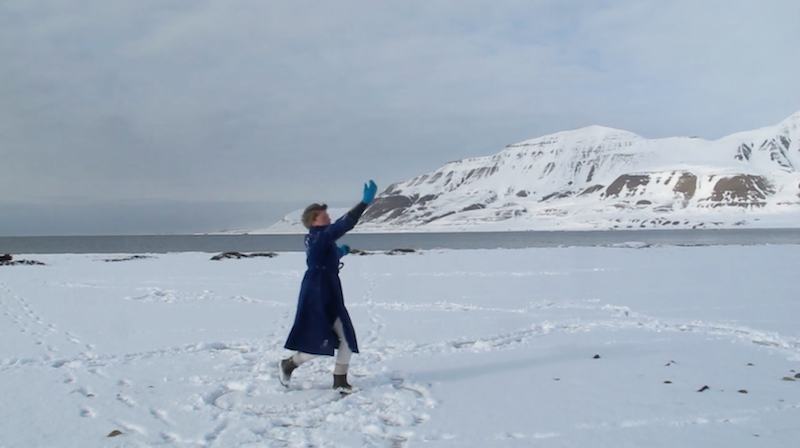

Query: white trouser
left=291, top=318, right=352, bottom=375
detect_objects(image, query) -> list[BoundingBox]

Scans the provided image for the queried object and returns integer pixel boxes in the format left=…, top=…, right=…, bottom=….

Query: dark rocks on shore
left=348, top=248, right=419, bottom=256
left=386, top=248, right=418, bottom=255
left=1, top=255, right=45, bottom=266
left=211, top=252, right=278, bottom=261
left=103, top=255, right=155, bottom=262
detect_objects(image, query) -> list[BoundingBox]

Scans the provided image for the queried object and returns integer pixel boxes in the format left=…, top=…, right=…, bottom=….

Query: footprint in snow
left=116, top=393, right=136, bottom=407
left=73, top=386, right=94, bottom=397
left=160, top=431, right=180, bottom=442
left=88, top=367, right=107, bottom=377
left=150, top=408, right=171, bottom=425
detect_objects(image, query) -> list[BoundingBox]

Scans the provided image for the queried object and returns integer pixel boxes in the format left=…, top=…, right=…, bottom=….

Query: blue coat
left=283, top=213, right=359, bottom=356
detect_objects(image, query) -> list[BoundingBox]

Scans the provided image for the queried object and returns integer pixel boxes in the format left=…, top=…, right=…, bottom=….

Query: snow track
left=2, top=247, right=799, bottom=447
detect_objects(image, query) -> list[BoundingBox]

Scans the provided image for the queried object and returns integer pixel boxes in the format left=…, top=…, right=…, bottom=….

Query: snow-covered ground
left=252, top=207, right=800, bottom=234
left=1, top=245, right=799, bottom=447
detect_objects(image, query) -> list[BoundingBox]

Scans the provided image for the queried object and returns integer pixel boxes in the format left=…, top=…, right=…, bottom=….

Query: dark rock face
left=362, top=191, right=446, bottom=223
left=704, top=175, right=775, bottom=207
left=540, top=191, right=574, bottom=202
left=674, top=172, right=698, bottom=200
left=586, top=164, right=596, bottom=182
left=541, top=162, right=556, bottom=178
left=579, top=185, right=605, bottom=196
left=421, top=210, right=456, bottom=224
left=362, top=195, right=415, bottom=222
left=605, top=174, right=651, bottom=198
left=461, top=203, right=486, bottom=212
left=736, top=134, right=794, bottom=169
left=494, top=207, right=527, bottom=220
left=761, top=137, right=794, bottom=171
left=780, top=135, right=791, bottom=150
left=735, top=143, right=753, bottom=161
left=464, top=165, right=500, bottom=181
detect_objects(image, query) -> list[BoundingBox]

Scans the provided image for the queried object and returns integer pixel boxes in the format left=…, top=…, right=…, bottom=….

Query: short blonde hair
left=301, top=203, right=327, bottom=229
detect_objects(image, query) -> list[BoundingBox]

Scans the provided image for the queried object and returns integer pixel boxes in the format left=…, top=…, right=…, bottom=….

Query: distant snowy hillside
left=252, top=208, right=350, bottom=234
left=260, top=111, right=800, bottom=233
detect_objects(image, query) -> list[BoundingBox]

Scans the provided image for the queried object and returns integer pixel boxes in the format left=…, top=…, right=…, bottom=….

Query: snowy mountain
left=263, top=111, right=800, bottom=233
left=260, top=208, right=350, bottom=234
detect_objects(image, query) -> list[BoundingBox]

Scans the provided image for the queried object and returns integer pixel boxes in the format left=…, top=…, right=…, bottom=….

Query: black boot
left=278, top=357, right=297, bottom=387
left=333, top=374, right=355, bottom=394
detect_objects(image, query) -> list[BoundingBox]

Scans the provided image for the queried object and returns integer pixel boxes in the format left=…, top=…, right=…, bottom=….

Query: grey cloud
left=0, top=200, right=300, bottom=236
left=2, top=0, right=799, bottom=235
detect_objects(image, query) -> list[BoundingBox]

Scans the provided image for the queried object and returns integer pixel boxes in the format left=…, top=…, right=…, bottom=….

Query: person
left=279, top=180, right=378, bottom=393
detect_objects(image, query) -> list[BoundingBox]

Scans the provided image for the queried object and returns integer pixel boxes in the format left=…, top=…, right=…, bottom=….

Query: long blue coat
left=283, top=213, right=359, bottom=356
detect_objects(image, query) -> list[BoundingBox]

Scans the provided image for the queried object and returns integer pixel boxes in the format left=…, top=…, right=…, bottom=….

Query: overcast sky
left=2, top=0, right=800, bottom=236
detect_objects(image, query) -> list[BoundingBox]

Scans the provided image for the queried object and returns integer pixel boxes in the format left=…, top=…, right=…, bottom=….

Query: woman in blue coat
left=279, top=180, right=378, bottom=393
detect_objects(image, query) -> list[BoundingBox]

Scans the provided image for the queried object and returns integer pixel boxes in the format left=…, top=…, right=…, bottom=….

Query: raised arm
left=321, top=180, right=377, bottom=241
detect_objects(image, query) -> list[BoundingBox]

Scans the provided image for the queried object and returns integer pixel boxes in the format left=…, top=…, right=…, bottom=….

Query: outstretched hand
left=338, top=244, right=351, bottom=257
left=362, top=180, right=378, bottom=204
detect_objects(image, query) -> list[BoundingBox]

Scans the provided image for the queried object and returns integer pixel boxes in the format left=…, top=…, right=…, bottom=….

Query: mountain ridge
left=260, top=111, right=800, bottom=233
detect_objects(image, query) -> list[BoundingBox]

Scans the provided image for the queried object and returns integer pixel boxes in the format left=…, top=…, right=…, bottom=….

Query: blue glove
left=337, top=244, right=351, bottom=257
left=362, top=180, right=378, bottom=204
